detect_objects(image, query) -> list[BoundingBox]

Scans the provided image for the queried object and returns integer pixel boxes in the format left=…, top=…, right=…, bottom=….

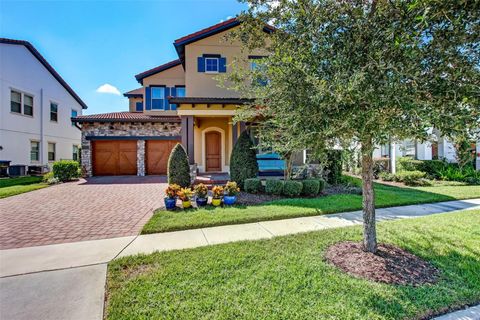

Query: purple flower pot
left=164, top=198, right=176, bottom=210
left=223, top=195, right=237, bottom=205
left=196, top=197, right=208, bottom=207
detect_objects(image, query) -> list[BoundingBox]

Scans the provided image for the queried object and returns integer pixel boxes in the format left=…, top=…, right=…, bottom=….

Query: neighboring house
left=0, top=38, right=87, bottom=171
left=74, top=18, right=273, bottom=177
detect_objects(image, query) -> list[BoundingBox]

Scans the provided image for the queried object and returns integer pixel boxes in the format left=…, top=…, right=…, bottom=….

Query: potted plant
left=177, top=187, right=193, bottom=209
left=223, top=181, right=240, bottom=205
left=164, top=184, right=180, bottom=210
left=211, top=185, right=224, bottom=206
left=194, top=183, right=208, bottom=207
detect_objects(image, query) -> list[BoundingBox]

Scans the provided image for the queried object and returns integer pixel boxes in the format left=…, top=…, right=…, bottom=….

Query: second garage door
left=92, top=140, right=137, bottom=176
left=146, top=140, right=179, bottom=175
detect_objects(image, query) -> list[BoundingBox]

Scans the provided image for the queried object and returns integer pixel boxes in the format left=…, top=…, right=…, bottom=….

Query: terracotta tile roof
left=168, top=97, right=253, bottom=104
left=174, top=17, right=240, bottom=45
left=134, top=59, right=182, bottom=84
left=72, top=112, right=180, bottom=123
left=0, top=38, right=88, bottom=109
left=123, top=87, right=143, bottom=98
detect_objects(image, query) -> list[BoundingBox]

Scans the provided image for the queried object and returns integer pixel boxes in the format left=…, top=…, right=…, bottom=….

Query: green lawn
left=0, top=176, right=47, bottom=199
left=107, top=209, right=480, bottom=320
left=142, top=182, right=480, bottom=234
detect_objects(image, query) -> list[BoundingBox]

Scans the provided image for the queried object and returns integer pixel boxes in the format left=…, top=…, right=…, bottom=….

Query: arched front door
left=205, top=131, right=221, bottom=172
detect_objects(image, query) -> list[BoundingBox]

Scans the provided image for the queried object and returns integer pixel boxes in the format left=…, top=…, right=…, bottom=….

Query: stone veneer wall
left=81, top=122, right=181, bottom=177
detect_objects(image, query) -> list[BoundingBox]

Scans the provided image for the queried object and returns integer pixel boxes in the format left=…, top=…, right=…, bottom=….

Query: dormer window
left=205, top=57, right=219, bottom=73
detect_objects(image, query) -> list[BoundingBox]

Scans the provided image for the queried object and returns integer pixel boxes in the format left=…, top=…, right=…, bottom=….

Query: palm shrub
left=167, top=143, right=191, bottom=188
left=52, top=160, right=80, bottom=182
left=283, top=180, right=303, bottom=197
left=230, top=131, right=258, bottom=190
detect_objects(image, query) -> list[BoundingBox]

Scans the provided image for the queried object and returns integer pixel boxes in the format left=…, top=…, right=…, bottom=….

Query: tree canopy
left=229, top=0, right=480, bottom=252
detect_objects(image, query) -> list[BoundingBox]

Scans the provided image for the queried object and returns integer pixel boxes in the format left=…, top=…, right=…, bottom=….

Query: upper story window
left=197, top=55, right=226, bottom=73
left=50, top=103, right=58, bottom=122
left=176, top=86, right=186, bottom=97
left=205, top=57, right=219, bottom=73
left=71, top=109, right=78, bottom=126
left=249, top=55, right=268, bottom=86
left=11, top=90, right=34, bottom=116
left=151, top=87, right=165, bottom=110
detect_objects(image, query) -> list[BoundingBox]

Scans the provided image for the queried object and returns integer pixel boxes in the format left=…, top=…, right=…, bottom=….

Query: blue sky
left=1, top=0, right=247, bottom=114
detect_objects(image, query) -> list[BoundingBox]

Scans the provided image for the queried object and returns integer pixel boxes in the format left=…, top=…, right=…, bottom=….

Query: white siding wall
left=0, top=43, right=83, bottom=166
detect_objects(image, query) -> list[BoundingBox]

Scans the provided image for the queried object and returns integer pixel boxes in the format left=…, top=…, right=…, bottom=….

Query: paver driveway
left=0, top=176, right=167, bottom=249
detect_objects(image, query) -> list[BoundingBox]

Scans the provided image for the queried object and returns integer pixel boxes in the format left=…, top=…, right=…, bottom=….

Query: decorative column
left=476, top=141, right=480, bottom=171
left=136, top=140, right=145, bottom=176
left=390, top=142, right=396, bottom=174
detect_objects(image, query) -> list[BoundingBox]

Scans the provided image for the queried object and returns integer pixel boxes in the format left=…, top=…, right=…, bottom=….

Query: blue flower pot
left=196, top=197, right=208, bottom=207
left=223, top=195, right=237, bottom=205
left=164, top=198, right=176, bottom=210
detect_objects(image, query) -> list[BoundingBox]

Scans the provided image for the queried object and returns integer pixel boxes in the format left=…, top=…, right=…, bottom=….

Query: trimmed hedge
left=283, top=180, right=303, bottom=197
left=393, top=170, right=426, bottom=185
left=301, top=179, right=320, bottom=196
left=230, top=131, right=259, bottom=190
left=52, top=160, right=80, bottom=182
left=167, top=143, right=191, bottom=188
left=325, top=149, right=342, bottom=184
left=265, top=179, right=284, bottom=195
left=244, top=178, right=262, bottom=193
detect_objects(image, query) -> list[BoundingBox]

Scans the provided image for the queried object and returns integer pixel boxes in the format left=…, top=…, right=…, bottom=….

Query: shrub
left=325, top=149, right=342, bottom=184
left=373, top=158, right=390, bottom=179
left=438, top=165, right=479, bottom=183
left=318, top=178, right=326, bottom=193
left=224, top=181, right=240, bottom=196
left=244, top=178, right=262, bottom=194
left=420, top=160, right=448, bottom=178
left=230, top=131, right=258, bottom=190
left=52, top=160, right=80, bottom=182
left=398, top=157, right=424, bottom=171
left=393, top=170, right=426, bottom=185
left=167, top=143, right=191, bottom=188
left=42, top=171, right=54, bottom=183
left=379, top=172, right=395, bottom=181
left=193, top=183, right=208, bottom=198
left=265, top=179, right=284, bottom=195
left=283, top=180, right=303, bottom=197
left=301, top=179, right=320, bottom=196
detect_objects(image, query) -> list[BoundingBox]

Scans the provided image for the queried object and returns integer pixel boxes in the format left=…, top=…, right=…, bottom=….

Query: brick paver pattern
left=0, top=176, right=167, bottom=249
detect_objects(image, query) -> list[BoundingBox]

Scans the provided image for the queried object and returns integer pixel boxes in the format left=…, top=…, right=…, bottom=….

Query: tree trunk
left=284, top=153, right=293, bottom=180
left=361, top=137, right=377, bottom=253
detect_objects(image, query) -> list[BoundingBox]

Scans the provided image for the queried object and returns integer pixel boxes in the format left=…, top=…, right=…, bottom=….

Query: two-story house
left=0, top=38, right=87, bottom=173
left=73, top=18, right=479, bottom=177
left=74, top=18, right=271, bottom=177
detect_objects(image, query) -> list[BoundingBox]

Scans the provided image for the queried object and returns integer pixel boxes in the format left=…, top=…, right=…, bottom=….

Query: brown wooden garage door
left=92, top=140, right=137, bottom=176
left=146, top=140, right=179, bottom=175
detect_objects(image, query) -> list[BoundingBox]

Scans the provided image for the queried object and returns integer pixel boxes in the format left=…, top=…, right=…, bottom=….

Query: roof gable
left=135, top=59, right=182, bottom=84
left=0, top=38, right=88, bottom=109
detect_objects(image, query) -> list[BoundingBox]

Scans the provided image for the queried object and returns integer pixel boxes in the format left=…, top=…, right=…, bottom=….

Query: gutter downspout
left=40, top=88, right=44, bottom=165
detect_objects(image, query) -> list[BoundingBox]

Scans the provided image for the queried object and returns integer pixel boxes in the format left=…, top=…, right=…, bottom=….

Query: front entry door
left=205, top=131, right=221, bottom=172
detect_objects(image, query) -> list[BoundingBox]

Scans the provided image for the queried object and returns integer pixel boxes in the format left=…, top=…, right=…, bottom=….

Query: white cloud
left=96, top=83, right=121, bottom=95
left=220, top=15, right=233, bottom=23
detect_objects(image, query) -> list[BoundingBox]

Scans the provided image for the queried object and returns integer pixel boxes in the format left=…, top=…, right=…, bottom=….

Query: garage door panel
left=146, top=140, right=179, bottom=175
left=93, top=141, right=137, bottom=176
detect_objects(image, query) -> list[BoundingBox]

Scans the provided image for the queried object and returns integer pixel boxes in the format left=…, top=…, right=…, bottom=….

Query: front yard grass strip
left=0, top=176, right=47, bottom=199
left=107, top=209, right=480, bottom=320
left=142, top=182, right=480, bottom=234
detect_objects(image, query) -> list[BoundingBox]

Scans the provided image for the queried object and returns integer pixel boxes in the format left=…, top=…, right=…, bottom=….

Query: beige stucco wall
left=128, top=97, right=143, bottom=112
left=184, top=26, right=269, bottom=98
left=193, top=116, right=232, bottom=172
left=142, top=64, right=185, bottom=116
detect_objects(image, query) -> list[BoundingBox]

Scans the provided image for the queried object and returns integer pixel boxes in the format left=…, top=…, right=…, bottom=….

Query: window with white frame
left=10, top=90, right=33, bottom=116
left=48, top=143, right=56, bottom=161
left=30, top=141, right=40, bottom=162
left=11, top=90, right=21, bottom=113
left=50, top=103, right=58, bottom=122
left=72, top=145, right=79, bottom=161
left=403, top=140, right=416, bottom=157
left=151, top=87, right=165, bottom=110
left=205, top=57, right=219, bottom=73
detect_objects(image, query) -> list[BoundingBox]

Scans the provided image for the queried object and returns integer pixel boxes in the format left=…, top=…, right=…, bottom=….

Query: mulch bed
left=325, top=241, right=439, bottom=286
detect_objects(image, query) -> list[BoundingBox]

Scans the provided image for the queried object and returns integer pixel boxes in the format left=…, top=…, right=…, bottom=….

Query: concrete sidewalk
left=1, top=198, right=480, bottom=320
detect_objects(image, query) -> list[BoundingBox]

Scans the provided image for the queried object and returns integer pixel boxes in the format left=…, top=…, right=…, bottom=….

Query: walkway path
left=1, top=198, right=480, bottom=320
